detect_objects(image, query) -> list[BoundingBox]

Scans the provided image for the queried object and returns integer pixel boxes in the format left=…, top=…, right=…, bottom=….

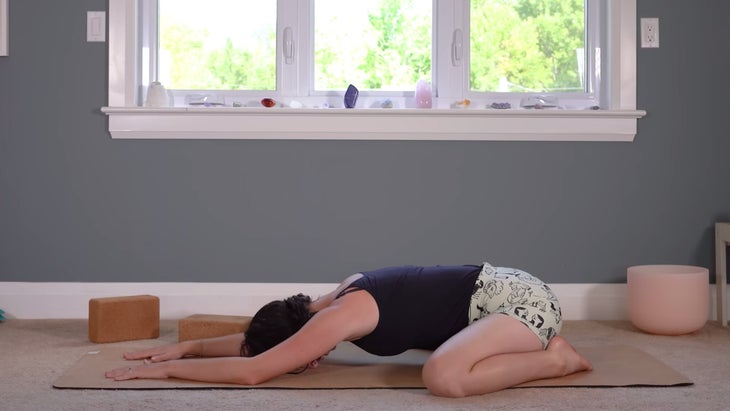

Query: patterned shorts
left=469, top=262, right=562, bottom=349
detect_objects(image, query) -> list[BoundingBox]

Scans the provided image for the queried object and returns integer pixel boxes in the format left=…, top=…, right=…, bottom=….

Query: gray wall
left=1, top=0, right=728, bottom=283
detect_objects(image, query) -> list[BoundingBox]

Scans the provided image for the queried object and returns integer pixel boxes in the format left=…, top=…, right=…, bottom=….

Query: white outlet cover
left=640, top=17, right=659, bottom=48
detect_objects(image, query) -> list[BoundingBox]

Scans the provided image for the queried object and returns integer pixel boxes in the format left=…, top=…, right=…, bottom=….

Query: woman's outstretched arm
left=120, top=333, right=245, bottom=363
left=106, top=291, right=378, bottom=385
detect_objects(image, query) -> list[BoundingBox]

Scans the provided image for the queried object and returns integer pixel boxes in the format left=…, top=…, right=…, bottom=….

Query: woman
left=105, top=262, right=592, bottom=397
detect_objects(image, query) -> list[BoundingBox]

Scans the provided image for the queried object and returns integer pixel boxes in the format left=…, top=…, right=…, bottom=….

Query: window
left=145, top=0, right=596, bottom=107
left=104, top=0, right=645, bottom=141
left=313, top=0, right=432, bottom=93
left=157, top=0, right=277, bottom=91
left=468, top=0, right=598, bottom=102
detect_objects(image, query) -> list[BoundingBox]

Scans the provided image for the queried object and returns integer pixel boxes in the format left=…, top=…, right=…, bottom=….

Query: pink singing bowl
left=627, top=265, right=709, bottom=335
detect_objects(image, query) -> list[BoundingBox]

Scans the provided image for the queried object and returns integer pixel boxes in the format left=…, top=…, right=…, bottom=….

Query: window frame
left=103, top=0, right=645, bottom=141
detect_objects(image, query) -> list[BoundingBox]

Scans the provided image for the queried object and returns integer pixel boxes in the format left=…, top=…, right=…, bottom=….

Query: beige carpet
left=2, top=319, right=729, bottom=410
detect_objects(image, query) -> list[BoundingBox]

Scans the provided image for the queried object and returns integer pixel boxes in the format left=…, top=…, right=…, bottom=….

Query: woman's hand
left=105, top=362, right=169, bottom=381
left=122, top=341, right=195, bottom=363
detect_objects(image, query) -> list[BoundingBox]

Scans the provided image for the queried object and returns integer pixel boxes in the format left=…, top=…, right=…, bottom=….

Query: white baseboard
left=0, top=282, right=725, bottom=321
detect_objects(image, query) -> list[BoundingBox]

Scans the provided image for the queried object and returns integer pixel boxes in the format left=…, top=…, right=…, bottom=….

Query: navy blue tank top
left=337, top=264, right=481, bottom=356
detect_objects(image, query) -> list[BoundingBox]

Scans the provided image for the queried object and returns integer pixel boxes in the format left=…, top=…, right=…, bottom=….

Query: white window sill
left=101, top=107, right=646, bottom=141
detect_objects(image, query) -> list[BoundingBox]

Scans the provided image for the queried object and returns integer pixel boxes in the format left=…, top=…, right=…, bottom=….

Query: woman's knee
left=422, top=356, right=467, bottom=398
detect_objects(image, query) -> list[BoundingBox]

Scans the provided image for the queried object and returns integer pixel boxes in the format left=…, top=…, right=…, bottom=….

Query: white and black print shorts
left=469, top=262, right=562, bottom=348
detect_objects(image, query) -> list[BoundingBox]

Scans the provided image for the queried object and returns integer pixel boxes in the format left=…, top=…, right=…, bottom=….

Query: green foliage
left=160, top=24, right=275, bottom=90
left=160, top=23, right=213, bottom=89
left=315, top=0, right=431, bottom=91
left=470, top=0, right=585, bottom=92
left=514, top=0, right=585, bottom=90
left=357, top=0, right=431, bottom=90
left=160, top=0, right=584, bottom=93
left=314, top=13, right=357, bottom=90
left=207, top=36, right=275, bottom=90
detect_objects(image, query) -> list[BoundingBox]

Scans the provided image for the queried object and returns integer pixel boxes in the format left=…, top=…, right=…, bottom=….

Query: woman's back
left=339, top=264, right=482, bottom=355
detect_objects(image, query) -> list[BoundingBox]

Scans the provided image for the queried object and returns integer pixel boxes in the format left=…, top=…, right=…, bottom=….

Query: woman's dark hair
left=241, top=293, right=314, bottom=357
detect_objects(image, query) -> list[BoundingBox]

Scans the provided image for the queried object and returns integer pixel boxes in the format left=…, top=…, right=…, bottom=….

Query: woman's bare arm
left=106, top=356, right=257, bottom=384
left=194, top=333, right=246, bottom=357
left=107, top=291, right=378, bottom=385
left=122, top=333, right=245, bottom=362
left=236, top=290, right=378, bottom=383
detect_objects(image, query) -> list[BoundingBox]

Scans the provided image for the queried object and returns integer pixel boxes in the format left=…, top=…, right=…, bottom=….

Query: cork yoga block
left=178, top=314, right=252, bottom=342
left=88, top=295, right=160, bottom=343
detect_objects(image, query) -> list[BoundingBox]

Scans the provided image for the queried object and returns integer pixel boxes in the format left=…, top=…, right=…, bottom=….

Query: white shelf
left=102, top=107, right=646, bottom=141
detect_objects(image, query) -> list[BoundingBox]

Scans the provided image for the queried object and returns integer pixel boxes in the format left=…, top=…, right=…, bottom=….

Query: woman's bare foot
left=547, top=336, right=593, bottom=376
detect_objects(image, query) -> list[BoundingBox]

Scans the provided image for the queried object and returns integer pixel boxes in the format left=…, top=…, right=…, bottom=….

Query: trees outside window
left=156, top=0, right=589, bottom=99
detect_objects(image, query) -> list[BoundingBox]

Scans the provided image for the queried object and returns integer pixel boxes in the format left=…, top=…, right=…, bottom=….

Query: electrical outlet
left=641, top=18, right=659, bottom=48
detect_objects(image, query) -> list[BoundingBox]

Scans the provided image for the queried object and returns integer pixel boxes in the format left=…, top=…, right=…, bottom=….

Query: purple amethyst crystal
left=344, top=84, right=359, bottom=108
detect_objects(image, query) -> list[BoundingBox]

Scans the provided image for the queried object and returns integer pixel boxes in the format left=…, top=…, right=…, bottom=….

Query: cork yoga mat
left=53, top=343, right=692, bottom=390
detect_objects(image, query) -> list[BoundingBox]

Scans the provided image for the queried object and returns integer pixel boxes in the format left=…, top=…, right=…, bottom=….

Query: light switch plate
left=0, top=0, right=8, bottom=56
left=87, top=11, right=106, bottom=42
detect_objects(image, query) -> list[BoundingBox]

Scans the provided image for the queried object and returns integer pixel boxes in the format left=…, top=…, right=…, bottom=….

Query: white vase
left=145, top=82, right=170, bottom=107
